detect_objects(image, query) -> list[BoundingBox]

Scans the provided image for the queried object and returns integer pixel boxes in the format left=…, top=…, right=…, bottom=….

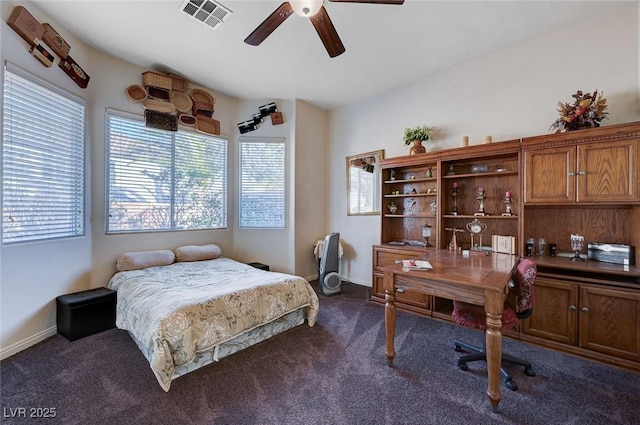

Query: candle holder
left=570, top=234, right=585, bottom=261
left=502, top=192, right=516, bottom=216
left=474, top=186, right=489, bottom=216
left=450, top=185, right=461, bottom=215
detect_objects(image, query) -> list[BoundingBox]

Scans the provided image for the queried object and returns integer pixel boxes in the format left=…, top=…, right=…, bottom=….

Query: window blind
left=2, top=64, right=86, bottom=244
left=239, top=138, right=285, bottom=228
left=106, top=111, right=227, bottom=233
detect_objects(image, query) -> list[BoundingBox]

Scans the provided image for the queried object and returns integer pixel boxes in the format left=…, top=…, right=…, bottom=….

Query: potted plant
left=403, top=125, right=435, bottom=155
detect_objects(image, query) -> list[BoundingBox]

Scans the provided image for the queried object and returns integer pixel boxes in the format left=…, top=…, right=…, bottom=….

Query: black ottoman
left=56, top=288, right=116, bottom=341
left=248, top=262, right=270, bottom=271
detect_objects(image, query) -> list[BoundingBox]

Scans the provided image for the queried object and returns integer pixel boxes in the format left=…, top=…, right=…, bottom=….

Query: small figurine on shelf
left=390, top=169, right=396, bottom=181
left=447, top=164, right=456, bottom=175
left=502, top=191, right=516, bottom=216
left=474, top=186, right=489, bottom=216
left=407, top=199, right=417, bottom=214
left=430, top=199, right=437, bottom=214
left=422, top=222, right=433, bottom=247
left=388, top=202, right=398, bottom=214
left=426, top=167, right=433, bottom=178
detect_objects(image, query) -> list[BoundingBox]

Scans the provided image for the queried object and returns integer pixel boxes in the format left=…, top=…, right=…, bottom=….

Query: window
left=239, top=137, right=285, bottom=228
left=2, top=64, right=86, bottom=244
left=106, top=110, right=227, bottom=233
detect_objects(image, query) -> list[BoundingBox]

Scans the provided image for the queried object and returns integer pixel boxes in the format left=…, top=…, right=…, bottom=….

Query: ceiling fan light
left=290, top=0, right=323, bottom=17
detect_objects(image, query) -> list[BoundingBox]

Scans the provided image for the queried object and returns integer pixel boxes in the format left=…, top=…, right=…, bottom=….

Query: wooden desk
left=382, top=249, right=518, bottom=412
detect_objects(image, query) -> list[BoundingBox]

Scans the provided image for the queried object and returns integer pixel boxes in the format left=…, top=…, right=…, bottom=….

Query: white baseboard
left=0, top=326, right=57, bottom=361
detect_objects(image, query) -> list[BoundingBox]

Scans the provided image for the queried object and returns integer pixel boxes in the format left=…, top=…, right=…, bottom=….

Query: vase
left=409, top=139, right=426, bottom=155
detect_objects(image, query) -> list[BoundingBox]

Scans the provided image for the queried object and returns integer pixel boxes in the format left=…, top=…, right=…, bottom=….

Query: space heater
left=318, top=232, right=341, bottom=295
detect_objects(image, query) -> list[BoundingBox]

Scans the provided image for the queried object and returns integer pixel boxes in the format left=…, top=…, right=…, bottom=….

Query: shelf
left=384, top=177, right=436, bottom=184
left=384, top=214, right=433, bottom=218
left=442, top=214, right=518, bottom=219
left=443, top=170, right=518, bottom=179
left=384, top=193, right=437, bottom=198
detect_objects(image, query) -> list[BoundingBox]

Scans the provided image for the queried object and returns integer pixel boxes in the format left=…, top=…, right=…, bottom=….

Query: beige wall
left=2, top=1, right=639, bottom=358
left=328, top=3, right=640, bottom=286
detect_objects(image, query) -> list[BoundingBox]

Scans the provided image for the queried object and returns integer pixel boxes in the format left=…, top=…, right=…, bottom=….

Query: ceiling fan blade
left=310, top=6, right=345, bottom=58
left=328, top=0, right=404, bottom=4
left=244, top=2, right=293, bottom=46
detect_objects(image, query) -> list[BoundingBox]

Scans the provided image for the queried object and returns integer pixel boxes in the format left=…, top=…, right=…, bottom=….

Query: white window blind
left=106, top=111, right=227, bottom=233
left=239, top=137, right=285, bottom=228
left=2, top=64, right=86, bottom=244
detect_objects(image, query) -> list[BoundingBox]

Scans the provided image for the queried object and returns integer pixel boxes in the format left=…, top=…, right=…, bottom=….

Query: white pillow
left=116, top=250, right=175, bottom=271
left=174, top=244, right=222, bottom=262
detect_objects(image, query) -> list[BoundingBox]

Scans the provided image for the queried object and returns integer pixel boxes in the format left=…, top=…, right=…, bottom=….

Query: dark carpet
left=1, top=283, right=639, bottom=425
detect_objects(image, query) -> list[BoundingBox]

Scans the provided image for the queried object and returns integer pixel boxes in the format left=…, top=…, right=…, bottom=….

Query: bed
left=107, top=245, right=319, bottom=391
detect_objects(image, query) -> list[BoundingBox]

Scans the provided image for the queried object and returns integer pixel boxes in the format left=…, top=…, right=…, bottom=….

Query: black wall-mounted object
left=238, top=120, right=257, bottom=134
left=258, top=102, right=277, bottom=117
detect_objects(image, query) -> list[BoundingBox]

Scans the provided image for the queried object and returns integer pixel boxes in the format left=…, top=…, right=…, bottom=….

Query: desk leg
left=384, top=273, right=396, bottom=367
left=485, top=291, right=504, bottom=413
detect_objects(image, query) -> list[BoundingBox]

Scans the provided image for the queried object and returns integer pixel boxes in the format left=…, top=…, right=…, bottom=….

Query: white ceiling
left=31, top=0, right=634, bottom=110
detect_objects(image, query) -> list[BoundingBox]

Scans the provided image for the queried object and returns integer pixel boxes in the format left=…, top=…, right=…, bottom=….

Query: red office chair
left=452, top=258, right=537, bottom=391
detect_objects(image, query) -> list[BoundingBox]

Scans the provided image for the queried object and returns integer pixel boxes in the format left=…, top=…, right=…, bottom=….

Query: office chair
left=452, top=258, right=537, bottom=391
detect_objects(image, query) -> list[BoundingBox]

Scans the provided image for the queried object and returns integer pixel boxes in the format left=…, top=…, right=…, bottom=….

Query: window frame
left=2, top=62, right=86, bottom=245
left=105, top=109, right=228, bottom=234
left=238, top=136, right=287, bottom=229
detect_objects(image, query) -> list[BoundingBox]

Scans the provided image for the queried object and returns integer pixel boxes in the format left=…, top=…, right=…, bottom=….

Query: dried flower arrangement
left=549, top=89, right=608, bottom=133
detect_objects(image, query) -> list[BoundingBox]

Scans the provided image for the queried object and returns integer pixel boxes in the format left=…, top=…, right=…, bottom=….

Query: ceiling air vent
left=179, top=0, right=232, bottom=30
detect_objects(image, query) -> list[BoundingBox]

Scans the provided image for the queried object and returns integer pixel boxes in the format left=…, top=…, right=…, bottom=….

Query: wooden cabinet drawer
left=373, top=248, right=417, bottom=272
left=373, top=272, right=431, bottom=313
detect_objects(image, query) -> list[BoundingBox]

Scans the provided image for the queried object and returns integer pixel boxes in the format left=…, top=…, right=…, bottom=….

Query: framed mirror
left=347, top=150, right=384, bottom=216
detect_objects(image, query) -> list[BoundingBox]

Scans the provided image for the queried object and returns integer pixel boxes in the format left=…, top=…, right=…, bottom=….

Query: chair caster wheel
left=524, top=366, right=536, bottom=377
left=454, top=343, right=462, bottom=352
left=457, top=360, right=468, bottom=371
left=505, top=379, right=518, bottom=391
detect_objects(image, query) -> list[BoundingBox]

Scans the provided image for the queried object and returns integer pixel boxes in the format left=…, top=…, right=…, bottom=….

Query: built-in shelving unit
left=371, top=122, right=640, bottom=373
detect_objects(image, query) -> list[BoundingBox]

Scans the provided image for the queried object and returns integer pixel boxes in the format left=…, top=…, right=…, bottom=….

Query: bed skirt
left=128, top=308, right=306, bottom=383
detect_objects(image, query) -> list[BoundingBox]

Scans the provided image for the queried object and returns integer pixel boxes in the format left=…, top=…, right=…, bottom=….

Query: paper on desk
left=401, top=259, right=433, bottom=270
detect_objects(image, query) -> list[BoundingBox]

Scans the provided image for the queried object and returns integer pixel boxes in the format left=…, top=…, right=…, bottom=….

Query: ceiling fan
left=244, top=0, right=405, bottom=58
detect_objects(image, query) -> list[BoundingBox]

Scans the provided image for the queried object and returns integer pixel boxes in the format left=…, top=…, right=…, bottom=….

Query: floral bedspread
left=107, top=258, right=319, bottom=391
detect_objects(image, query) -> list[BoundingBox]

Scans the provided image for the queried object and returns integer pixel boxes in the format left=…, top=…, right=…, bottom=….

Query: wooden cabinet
left=380, top=153, right=439, bottom=247
left=523, top=269, right=640, bottom=367
left=373, top=140, right=522, bottom=320
left=521, top=276, right=578, bottom=345
left=372, top=121, right=640, bottom=372
left=439, top=141, right=521, bottom=254
left=523, top=124, right=639, bottom=204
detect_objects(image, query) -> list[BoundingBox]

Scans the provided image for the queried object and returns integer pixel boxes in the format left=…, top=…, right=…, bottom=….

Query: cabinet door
left=579, top=286, right=640, bottom=362
left=522, top=277, right=578, bottom=345
left=577, top=139, right=639, bottom=202
left=524, top=146, right=575, bottom=203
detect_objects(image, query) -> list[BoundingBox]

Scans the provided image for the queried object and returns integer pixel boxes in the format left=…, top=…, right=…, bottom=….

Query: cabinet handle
left=569, top=305, right=577, bottom=311
left=578, top=170, right=587, bottom=176
left=568, top=172, right=575, bottom=177
left=396, top=288, right=406, bottom=293
left=581, top=307, right=589, bottom=313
